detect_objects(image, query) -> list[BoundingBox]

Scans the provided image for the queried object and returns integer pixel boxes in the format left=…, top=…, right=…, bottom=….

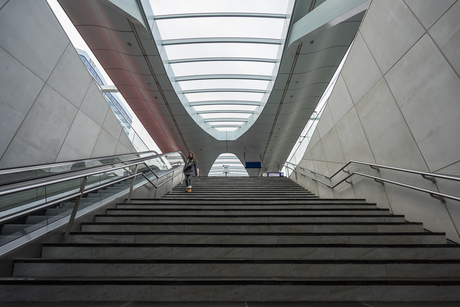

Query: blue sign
left=245, top=162, right=262, bottom=168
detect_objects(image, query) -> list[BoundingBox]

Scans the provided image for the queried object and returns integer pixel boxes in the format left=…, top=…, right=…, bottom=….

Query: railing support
left=127, top=165, right=139, bottom=203
left=62, top=176, right=88, bottom=242
left=430, top=193, right=445, bottom=203
left=169, top=172, right=174, bottom=194
left=422, top=174, right=437, bottom=183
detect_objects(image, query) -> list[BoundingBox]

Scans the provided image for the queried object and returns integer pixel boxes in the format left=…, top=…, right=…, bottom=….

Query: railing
left=0, top=151, right=185, bottom=252
left=284, top=161, right=460, bottom=203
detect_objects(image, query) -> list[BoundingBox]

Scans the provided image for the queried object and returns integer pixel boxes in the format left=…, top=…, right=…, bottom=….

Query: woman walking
left=183, top=152, right=198, bottom=192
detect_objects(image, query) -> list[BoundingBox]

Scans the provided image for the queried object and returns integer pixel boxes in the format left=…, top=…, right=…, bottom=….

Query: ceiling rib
left=204, top=118, right=249, bottom=123
left=175, top=75, right=273, bottom=82
left=189, top=101, right=261, bottom=106
left=197, top=110, right=254, bottom=114
left=211, top=124, right=243, bottom=128
left=161, top=37, right=282, bottom=46
left=169, top=57, right=279, bottom=64
left=153, top=13, right=287, bottom=20
left=182, top=89, right=267, bottom=94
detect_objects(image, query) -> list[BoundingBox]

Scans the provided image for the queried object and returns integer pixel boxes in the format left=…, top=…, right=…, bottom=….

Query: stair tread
left=2, top=277, right=460, bottom=284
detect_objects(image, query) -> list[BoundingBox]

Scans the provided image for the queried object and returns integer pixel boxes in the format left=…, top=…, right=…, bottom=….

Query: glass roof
left=208, top=153, right=249, bottom=177
left=143, top=0, right=295, bottom=140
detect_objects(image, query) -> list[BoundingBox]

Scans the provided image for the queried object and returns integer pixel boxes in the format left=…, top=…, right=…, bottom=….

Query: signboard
left=245, top=162, right=262, bottom=168
left=267, top=172, right=284, bottom=177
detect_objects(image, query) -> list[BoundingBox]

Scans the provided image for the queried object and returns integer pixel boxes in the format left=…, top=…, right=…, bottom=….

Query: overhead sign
left=245, top=162, right=262, bottom=169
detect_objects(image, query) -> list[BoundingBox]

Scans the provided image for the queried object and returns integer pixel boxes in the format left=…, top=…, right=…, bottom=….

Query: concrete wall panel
left=306, top=127, right=321, bottom=151
left=335, top=108, right=374, bottom=164
left=48, top=44, right=93, bottom=108
left=0, top=48, right=45, bottom=156
left=355, top=79, right=427, bottom=171
left=316, top=104, right=334, bottom=138
left=103, top=109, right=123, bottom=140
left=327, top=75, right=354, bottom=125
left=360, top=0, right=425, bottom=74
left=386, top=34, right=460, bottom=172
left=0, top=1, right=68, bottom=81
left=114, top=142, right=132, bottom=155
left=349, top=175, right=391, bottom=210
left=80, top=83, right=111, bottom=127
left=404, top=0, right=456, bottom=30
left=309, top=141, right=326, bottom=163
left=341, top=32, right=382, bottom=103
left=118, top=129, right=135, bottom=151
left=0, top=85, right=78, bottom=167
left=91, top=130, right=118, bottom=158
left=56, top=111, right=102, bottom=161
left=321, top=128, right=346, bottom=164
left=384, top=181, right=459, bottom=242
left=428, top=1, right=460, bottom=77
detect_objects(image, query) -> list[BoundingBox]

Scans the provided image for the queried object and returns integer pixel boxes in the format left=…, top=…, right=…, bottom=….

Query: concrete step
left=66, top=231, right=447, bottom=245
left=106, top=208, right=392, bottom=216
left=117, top=203, right=379, bottom=210
left=1, top=278, right=460, bottom=301
left=12, top=258, right=459, bottom=278
left=161, top=194, right=319, bottom=199
left=40, top=243, right=460, bottom=260
left=126, top=199, right=367, bottom=205
left=80, top=222, right=424, bottom=233
left=93, top=214, right=407, bottom=224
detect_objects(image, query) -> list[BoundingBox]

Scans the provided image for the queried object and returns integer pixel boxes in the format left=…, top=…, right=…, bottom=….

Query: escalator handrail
left=0, top=151, right=186, bottom=197
left=0, top=150, right=160, bottom=176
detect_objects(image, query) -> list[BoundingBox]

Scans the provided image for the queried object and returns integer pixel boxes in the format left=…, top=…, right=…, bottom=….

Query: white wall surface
left=0, top=0, right=136, bottom=169
left=291, top=0, right=460, bottom=242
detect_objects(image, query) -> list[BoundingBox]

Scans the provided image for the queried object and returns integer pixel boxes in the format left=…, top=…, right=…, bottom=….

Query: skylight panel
left=209, top=122, right=245, bottom=126
left=164, top=43, right=280, bottom=60
left=215, top=127, right=239, bottom=132
left=178, top=80, right=270, bottom=91
left=170, top=61, right=276, bottom=78
left=156, top=18, right=285, bottom=41
left=201, top=113, right=252, bottom=119
left=193, top=105, right=258, bottom=112
left=148, top=0, right=291, bottom=16
left=185, top=92, right=265, bottom=102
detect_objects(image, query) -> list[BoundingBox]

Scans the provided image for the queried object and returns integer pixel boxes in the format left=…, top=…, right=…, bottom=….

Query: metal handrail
left=0, top=151, right=185, bottom=226
left=284, top=161, right=460, bottom=203
left=0, top=151, right=184, bottom=197
left=0, top=150, right=159, bottom=176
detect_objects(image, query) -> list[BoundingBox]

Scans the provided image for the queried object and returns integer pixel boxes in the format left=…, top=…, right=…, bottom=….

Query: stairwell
left=1, top=177, right=460, bottom=302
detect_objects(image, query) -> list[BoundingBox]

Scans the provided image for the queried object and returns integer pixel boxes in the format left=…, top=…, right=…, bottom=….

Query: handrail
left=0, top=151, right=185, bottom=225
left=284, top=161, right=460, bottom=203
left=0, top=150, right=159, bottom=175
left=0, top=151, right=184, bottom=197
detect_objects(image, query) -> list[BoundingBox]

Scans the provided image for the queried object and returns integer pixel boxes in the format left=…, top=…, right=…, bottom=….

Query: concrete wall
left=0, top=0, right=136, bottom=169
left=291, top=0, right=460, bottom=242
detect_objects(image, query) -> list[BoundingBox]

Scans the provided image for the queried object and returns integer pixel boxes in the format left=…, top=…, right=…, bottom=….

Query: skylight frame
left=142, top=0, right=295, bottom=140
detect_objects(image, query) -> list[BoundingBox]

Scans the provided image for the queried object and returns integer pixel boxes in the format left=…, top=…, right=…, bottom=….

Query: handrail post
left=169, top=171, right=174, bottom=194
left=62, top=176, right=88, bottom=242
left=127, top=164, right=139, bottom=203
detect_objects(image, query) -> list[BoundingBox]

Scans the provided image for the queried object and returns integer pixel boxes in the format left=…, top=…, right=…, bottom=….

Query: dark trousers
left=185, top=174, right=193, bottom=187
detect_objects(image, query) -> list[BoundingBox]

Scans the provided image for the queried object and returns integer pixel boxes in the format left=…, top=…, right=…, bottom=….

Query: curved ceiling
left=57, top=0, right=368, bottom=176
left=143, top=0, right=295, bottom=140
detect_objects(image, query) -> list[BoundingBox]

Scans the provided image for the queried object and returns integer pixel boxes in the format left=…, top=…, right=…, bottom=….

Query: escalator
left=0, top=151, right=185, bottom=255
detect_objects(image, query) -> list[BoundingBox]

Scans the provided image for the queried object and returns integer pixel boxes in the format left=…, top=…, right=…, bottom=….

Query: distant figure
left=183, top=152, right=198, bottom=192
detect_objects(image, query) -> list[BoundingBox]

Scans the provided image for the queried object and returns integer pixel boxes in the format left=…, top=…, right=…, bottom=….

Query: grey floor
left=1, top=302, right=460, bottom=307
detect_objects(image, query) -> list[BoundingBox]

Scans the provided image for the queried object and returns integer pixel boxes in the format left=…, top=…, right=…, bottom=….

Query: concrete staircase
left=1, top=177, right=460, bottom=302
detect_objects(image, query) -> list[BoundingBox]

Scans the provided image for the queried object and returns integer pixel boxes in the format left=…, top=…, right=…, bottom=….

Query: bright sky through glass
left=147, top=0, right=293, bottom=133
